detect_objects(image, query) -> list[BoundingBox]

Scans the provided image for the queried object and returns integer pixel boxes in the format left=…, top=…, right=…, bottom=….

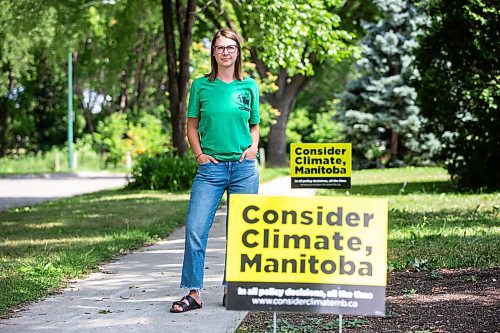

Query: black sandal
left=170, top=295, right=202, bottom=313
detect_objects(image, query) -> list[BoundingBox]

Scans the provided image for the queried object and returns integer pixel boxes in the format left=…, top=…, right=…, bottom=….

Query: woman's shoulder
left=241, top=76, right=258, bottom=88
left=192, top=76, right=210, bottom=86
left=242, top=76, right=256, bottom=83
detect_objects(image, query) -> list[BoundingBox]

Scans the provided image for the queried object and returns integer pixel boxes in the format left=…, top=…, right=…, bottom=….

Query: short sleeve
left=187, top=81, right=200, bottom=118
left=249, top=80, right=260, bottom=125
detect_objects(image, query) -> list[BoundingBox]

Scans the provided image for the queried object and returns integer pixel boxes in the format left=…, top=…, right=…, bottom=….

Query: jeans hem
left=180, top=285, right=202, bottom=290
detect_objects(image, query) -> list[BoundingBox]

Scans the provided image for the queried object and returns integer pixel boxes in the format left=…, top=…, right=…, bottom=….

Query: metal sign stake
left=273, top=311, right=277, bottom=333
left=339, top=314, right=343, bottom=333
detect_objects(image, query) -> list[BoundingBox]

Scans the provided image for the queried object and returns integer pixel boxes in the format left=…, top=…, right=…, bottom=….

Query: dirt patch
left=237, top=268, right=500, bottom=333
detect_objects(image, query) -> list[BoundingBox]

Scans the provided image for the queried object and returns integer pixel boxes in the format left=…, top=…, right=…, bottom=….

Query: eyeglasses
left=214, top=45, right=238, bottom=54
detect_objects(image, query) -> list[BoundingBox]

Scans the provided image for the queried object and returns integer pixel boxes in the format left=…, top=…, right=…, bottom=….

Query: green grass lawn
left=0, top=149, right=127, bottom=174
left=259, top=167, right=289, bottom=183
left=321, top=167, right=499, bottom=271
left=0, top=167, right=498, bottom=317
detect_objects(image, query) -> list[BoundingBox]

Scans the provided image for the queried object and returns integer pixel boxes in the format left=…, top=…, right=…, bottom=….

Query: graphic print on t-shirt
left=236, top=91, right=251, bottom=112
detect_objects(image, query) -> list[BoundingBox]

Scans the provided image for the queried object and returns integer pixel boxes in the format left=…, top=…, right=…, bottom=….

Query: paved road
left=0, top=176, right=315, bottom=333
left=0, top=172, right=128, bottom=212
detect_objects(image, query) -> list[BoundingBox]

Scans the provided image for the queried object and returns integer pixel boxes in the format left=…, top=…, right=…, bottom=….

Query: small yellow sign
left=226, top=195, right=388, bottom=287
left=290, top=143, right=352, bottom=189
left=290, top=143, right=352, bottom=177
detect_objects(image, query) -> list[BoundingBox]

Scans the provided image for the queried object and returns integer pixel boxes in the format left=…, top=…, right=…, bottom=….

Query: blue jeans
left=180, top=158, right=259, bottom=290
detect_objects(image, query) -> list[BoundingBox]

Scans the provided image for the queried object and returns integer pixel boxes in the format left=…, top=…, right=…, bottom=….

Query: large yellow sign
left=226, top=195, right=387, bottom=286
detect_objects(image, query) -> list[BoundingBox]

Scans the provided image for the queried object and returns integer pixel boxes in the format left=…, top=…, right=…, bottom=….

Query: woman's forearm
left=249, top=124, right=259, bottom=149
left=187, top=118, right=202, bottom=157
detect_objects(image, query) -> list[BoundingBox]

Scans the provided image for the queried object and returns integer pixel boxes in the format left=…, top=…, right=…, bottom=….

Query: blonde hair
left=208, top=29, right=243, bottom=82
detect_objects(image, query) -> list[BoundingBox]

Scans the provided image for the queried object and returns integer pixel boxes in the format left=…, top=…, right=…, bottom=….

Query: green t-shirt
left=187, top=76, right=260, bottom=161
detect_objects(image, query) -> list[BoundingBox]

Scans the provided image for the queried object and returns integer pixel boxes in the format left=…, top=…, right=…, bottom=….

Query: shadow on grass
left=389, top=208, right=498, bottom=228
left=0, top=189, right=190, bottom=242
left=348, top=180, right=454, bottom=195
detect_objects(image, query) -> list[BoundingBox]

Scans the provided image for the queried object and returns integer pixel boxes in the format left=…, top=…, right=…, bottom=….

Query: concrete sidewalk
left=0, top=177, right=315, bottom=333
left=0, top=172, right=128, bottom=212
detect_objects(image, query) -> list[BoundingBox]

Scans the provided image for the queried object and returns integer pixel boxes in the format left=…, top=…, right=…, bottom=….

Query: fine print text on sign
left=226, top=195, right=388, bottom=316
left=290, top=143, right=352, bottom=189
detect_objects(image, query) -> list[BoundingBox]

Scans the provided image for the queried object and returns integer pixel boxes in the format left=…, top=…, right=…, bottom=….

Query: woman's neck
left=217, top=67, right=235, bottom=83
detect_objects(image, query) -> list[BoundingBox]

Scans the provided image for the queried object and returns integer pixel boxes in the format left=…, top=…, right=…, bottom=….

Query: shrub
left=94, top=113, right=170, bottom=166
left=309, top=103, right=344, bottom=144
left=415, top=0, right=499, bottom=190
left=128, top=153, right=197, bottom=191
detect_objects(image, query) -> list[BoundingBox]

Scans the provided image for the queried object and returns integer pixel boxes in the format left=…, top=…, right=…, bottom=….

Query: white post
left=72, top=151, right=78, bottom=170
left=55, top=152, right=61, bottom=172
left=339, top=314, right=343, bottom=333
left=125, top=151, right=132, bottom=171
left=259, top=147, right=266, bottom=168
left=273, top=311, right=277, bottom=333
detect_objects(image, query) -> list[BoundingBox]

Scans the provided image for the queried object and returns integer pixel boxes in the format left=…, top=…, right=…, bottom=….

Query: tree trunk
left=82, top=107, right=95, bottom=133
left=390, top=130, right=399, bottom=163
left=161, top=0, right=196, bottom=156
left=265, top=71, right=310, bottom=167
left=118, top=57, right=134, bottom=113
left=0, top=96, right=8, bottom=157
left=72, top=47, right=95, bottom=132
left=134, top=28, right=145, bottom=110
left=266, top=105, right=290, bottom=167
left=0, top=65, right=14, bottom=157
left=75, top=87, right=95, bottom=133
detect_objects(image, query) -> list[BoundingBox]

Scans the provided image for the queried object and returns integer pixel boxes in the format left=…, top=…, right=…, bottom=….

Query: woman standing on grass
left=170, top=29, right=260, bottom=313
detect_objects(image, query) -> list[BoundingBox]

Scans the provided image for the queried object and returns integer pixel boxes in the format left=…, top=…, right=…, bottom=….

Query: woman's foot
left=170, top=290, right=202, bottom=313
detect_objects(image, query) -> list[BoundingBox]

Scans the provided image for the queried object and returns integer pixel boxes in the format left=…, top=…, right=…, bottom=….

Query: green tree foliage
left=337, top=0, right=440, bottom=168
left=0, top=1, right=64, bottom=156
left=160, top=0, right=197, bottom=156
left=1, top=0, right=173, bottom=164
left=204, top=0, right=369, bottom=166
left=292, top=2, right=378, bottom=146
left=241, top=0, right=358, bottom=166
left=74, top=1, right=169, bottom=129
left=285, top=108, right=312, bottom=145
left=18, top=46, right=68, bottom=151
left=309, top=102, right=344, bottom=144
left=94, top=113, right=169, bottom=165
left=415, top=0, right=499, bottom=190
left=294, top=59, right=353, bottom=144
